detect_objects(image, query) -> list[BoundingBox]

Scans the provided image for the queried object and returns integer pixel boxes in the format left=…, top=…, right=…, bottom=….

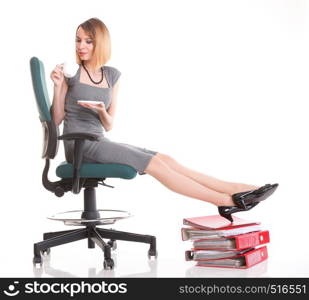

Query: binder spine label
left=237, top=234, right=260, bottom=249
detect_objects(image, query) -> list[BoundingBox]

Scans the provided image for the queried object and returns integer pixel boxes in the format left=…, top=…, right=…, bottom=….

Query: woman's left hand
left=78, top=102, right=106, bottom=113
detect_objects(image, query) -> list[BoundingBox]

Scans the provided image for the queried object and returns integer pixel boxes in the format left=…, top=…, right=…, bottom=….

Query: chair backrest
left=30, top=57, right=59, bottom=159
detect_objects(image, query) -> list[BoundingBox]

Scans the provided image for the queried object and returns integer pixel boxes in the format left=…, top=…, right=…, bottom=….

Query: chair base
left=33, top=225, right=157, bottom=270
left=33, top=187, right=157, bottom=269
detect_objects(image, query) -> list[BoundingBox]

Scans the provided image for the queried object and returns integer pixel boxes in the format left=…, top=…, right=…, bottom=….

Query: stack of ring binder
left=182, top=215, right=269, bottom=268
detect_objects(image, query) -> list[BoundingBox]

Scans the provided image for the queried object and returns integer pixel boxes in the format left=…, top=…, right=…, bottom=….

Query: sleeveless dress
left=63, top=65, right=157, bottom=175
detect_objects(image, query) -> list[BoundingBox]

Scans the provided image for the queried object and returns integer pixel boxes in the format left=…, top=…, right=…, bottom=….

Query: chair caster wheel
left=108, top=240, right=117, bottom=251
left=33, top=256, right=43, bottom=268
left=103, top=258, right=115, bottom=270
left=148, top=249, right=158, bottom=260
left=41, top=248, right=51, bottom=256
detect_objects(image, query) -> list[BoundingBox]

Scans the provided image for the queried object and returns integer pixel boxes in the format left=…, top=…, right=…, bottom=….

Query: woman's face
left=75, top=27, right=94, bottom=62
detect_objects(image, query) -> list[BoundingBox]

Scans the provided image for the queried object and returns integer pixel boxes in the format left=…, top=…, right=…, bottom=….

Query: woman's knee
left=144, top=154, right=167, bottom=174
left=156, top=152, right=175, bottom=164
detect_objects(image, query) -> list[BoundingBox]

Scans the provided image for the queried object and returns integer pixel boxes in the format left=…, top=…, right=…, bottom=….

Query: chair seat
left=56, top=161, right=137, bottom=179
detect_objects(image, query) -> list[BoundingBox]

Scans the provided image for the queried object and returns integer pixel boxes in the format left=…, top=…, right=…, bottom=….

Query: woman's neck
left=82, top=61, right=101, bottom=74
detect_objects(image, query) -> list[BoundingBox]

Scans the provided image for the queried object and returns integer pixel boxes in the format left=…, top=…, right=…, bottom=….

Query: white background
left=0, top=0, right=308, bottom=277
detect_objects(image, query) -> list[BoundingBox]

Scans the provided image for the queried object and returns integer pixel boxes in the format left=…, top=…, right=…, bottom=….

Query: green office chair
left=30, top=57, right=157, bottom=269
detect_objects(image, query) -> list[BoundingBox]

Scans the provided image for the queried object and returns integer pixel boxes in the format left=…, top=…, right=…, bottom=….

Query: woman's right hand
left=50, top=64, right=65, bottom=87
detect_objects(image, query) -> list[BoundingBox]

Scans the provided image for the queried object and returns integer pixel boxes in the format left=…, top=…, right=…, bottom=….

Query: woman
left=51, top=17, right=278, bottom=222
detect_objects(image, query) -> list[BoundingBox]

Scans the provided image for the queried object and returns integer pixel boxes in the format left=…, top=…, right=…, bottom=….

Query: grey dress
left=63, top=65, right=157, bottom=175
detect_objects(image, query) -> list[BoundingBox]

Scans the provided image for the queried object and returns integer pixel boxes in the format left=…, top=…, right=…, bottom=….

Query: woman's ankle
left=217, top=194, right=234, bottom=207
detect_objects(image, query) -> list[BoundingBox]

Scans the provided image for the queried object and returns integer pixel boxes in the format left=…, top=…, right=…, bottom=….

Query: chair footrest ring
left=47, top=209, right=131, bottom=226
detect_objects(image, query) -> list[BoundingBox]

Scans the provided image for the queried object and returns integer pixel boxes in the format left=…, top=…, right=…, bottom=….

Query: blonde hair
left=75, top=18, right=111, bottom=69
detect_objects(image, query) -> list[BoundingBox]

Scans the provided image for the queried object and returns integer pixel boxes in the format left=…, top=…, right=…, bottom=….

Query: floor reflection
left=32, top=253, right=158, bottom=278
left=185, top=260, right=268, bottom=277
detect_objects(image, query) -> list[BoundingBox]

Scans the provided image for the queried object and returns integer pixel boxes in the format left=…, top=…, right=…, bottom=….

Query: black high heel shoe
left=218, top=183, right=279, bottom=222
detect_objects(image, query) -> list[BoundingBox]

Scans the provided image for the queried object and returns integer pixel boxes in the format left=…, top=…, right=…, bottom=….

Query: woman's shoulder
left=104, top=65, right=122, bottom=87
left=104, top=65, right=121, bottom=74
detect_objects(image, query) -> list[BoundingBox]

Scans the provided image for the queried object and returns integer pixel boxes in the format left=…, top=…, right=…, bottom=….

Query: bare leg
left=144, top=155, right=234, bottom=207
left=155, top=153, right=259, bottom=195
